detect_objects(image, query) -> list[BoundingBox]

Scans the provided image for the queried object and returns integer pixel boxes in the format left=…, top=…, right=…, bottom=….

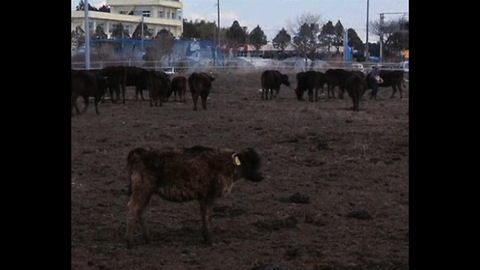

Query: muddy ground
left=71, top=69, right=409, bottom=270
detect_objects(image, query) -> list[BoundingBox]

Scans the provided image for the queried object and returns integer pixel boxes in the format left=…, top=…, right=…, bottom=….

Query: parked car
left=163, top=67, right=176, bottom=75
left=400, top=60, right=409, bottom=73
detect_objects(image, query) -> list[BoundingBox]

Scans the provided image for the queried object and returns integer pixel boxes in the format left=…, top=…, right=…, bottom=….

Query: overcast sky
left=71, top=0, right=408, bottom=43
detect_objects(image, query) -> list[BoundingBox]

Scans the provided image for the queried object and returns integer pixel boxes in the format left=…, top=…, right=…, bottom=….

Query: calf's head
left=232, top=148, right=264, bottom=182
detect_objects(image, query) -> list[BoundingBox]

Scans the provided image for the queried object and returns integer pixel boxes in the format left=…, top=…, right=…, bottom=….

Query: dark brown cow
left=97, top=66, right=126, bottom=103
left=124, top=66, right=151, bottom=101
left=345, top=73, right=368, bottom=111
left=170, top=76, right=188, bottom=102
left=325, top=68, right=356, bottom=99
left=260, top=70, right=291, bottom=100
left=71, top=69, right=106, bottom=115
left=188, top=72, right=215, bottom=110
left=146, top=71, right=171, bottom=107
left=125, top=145, right=264, bottom=247
left=367, top=70, right=406, bottom=99
left=294, top=70, right=327, bottom=102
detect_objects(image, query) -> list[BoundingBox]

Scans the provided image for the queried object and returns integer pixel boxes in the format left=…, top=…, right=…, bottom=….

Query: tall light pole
left=379, top=13, right=384, bottom=63
left=141, top=15, right=144, bottom=51
left=84, top=0, right=91, bottom=69
left=217, top=0, right=220, bottom=47
left=365, top=0, right=369, bottom=62
left=215, top=0, right=220, bottom=66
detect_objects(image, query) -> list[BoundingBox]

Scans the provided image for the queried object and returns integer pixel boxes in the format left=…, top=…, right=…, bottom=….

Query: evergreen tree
left=75, top=0, right=97, bottom=11
left=249, top=25, right=267, bottom=52
left=333, top=20, right=345, bottom=52
left=225, top=20, right=246, bottom=53
left=182, top=20, right=217, bottom=40
left=132, top=22, right=153, bottom=39
left=93, top=25, right=107, bottom=39
left=272, top=28, right=291, bottom=52
left=111, top=23, right=130, bottom=39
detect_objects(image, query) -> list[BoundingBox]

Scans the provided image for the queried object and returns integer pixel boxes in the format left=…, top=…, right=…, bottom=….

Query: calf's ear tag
left=234, top=155, right=241, bottom=166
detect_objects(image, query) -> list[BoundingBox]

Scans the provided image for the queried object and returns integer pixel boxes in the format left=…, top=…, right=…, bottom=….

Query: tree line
left=73, top=2, right=408, bottom=63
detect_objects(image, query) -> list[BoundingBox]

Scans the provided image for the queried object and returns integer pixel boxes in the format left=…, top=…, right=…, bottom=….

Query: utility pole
left=141, top=15, right=144, bottom=51
left=84, top=0, right=90, bottom=69
left=365, top=0, right=369, bottom=62
left=216, top=0, right=220, bottom=66
left=217, top=0, right=220, bottom=47
left=344, top=28, right=349, bottom=64
left=379, top=13, right=384, bottom=63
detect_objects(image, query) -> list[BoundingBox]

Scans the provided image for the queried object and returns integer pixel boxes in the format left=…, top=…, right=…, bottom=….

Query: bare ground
left=71, top=69, right=409, bottom=270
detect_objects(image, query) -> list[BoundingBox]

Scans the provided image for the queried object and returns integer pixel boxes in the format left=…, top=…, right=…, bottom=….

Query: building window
left=119, top=11, right=126, bottom=14
left=166, top=12, right=170, bottom=19
left=158, top=10, right=164, bottom=18
left=143, top=11, right=150, bottom=17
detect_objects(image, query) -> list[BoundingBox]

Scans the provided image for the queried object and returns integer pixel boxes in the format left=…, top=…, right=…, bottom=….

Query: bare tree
left=370, top=19, right=409, bottom=61
left=143, top=29, right=176, bottom=67
left=288, top=12, right=322, bottom=69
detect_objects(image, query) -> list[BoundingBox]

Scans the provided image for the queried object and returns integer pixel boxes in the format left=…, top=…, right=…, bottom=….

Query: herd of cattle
left=71, top=65, right=407, bottom=115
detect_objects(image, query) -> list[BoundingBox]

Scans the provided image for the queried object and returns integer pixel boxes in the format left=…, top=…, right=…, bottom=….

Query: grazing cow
left=366, top=70, right=405, bottom=99
left=125, top=145, right=264, bottom=247
left=170, top=76, right=188, bottom=102
left=325, top=68, right=356, bottom=99
left=146, top=71, right=171, bottom=107
left=88, top=69, right=114, bottom=103
left=71, top=69, right=106, bottom=115
left=345, top=73, right=368, bottom=111
left=97, top=66, right=125, bottom=104
left=294, top=70, right=327, bottom=102
left=260, top=70, right=291, bottom=100
left=188, top=72, right=215, bottom=110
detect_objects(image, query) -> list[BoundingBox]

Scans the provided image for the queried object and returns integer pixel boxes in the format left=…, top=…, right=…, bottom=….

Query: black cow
left=188, top=72, right=215, bottom=110
left=71, top=69, right=106, bottom=115
left=294, top=70, right=327, bottom=102
left=124, top=66, right=151, bottom=101
left=88, top=69, right=114, bottom=103
left=169, top=76, right=188, bottom=102
left=366, top=70, right=406, bottom=99
left=345, top=73, right=368, bottom=111
left=325, top=68, right=356, bottom=99
left=97, top=66, right=126, bottom=104
left=146, top=71, right=171, bottom=107
left=260, top=70, right=291, bottom=100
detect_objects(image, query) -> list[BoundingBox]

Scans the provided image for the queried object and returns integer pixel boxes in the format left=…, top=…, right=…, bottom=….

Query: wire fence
left=71, top=57, right=407, bottom=74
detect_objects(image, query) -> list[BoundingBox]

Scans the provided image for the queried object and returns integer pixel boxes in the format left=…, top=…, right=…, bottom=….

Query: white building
left=71, top=0, right=184, bottom=38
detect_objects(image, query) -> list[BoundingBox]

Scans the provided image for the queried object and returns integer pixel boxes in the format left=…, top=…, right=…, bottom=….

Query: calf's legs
left=125, top=188, right=153, bottom=249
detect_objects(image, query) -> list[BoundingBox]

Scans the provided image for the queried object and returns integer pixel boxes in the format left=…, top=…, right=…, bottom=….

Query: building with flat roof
left=71, top=0, right=183, bottom=38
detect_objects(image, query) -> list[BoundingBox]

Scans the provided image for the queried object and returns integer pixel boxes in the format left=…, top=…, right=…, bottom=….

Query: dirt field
left=71, top=69, right=409, bottom=270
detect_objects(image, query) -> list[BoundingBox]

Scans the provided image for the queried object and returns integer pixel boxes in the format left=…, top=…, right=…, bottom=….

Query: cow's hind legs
left=126, top=190, right=153, bottom=248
